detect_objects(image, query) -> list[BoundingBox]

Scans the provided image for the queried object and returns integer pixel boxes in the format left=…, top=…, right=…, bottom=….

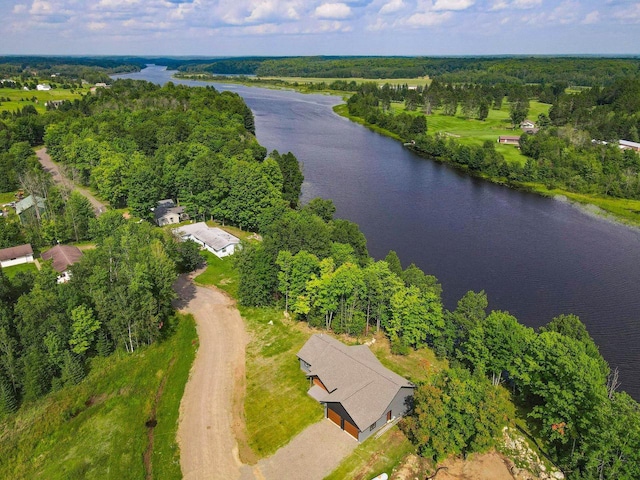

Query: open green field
left=0, top=86, right=89, bottom=114
left=0, top=313, right=197, bottom=479
left=1, top=262, right=38, bottom=278
left=264, top=76, right=431, bottom=88
left=389, top=100, right=551, bottom=166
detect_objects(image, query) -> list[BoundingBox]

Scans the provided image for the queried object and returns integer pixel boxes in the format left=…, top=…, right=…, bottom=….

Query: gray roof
left=619, top=139, right=640, bottom=149
left=297, top=334, right=414, bottom=431
left=15, top=195, right=46, bottom=215
left=154, top=199, right=184, bottom=221
left=174, top=222, right=240, bottom=251
left=0, top=244, right=33, bottom=262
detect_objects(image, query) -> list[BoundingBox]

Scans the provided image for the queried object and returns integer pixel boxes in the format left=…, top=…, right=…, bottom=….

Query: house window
left=369, top=421, right=377, bottom=431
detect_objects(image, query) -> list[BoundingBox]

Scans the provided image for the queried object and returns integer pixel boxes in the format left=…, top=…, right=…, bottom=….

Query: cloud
left=314, top=2, right=352, bottom=19
left=379, top=0, right=405, bottom=15
left=405, top=11, right=453, bottom=26
left=13, top=4, right=28, bottom=13
left=491, top=0, right=542, bottom=11
left=432, top=0, right=474, bottom=11
left=613, top=2, right=640, bottom=22
left=582, top=10, right=599, bottom=24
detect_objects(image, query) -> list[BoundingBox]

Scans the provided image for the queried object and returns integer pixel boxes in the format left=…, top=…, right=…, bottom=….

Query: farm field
left=0, top=86, right=89, bottom=114
left=389, top=100, right=551, bottom=166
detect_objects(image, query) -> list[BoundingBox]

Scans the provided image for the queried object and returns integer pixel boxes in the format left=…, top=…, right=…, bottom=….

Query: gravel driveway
left=173, top=275, right=356, bottom=480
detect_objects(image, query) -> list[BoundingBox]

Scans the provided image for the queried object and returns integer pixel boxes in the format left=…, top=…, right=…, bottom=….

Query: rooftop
left=0, top=244, right=33, bottom=262
left=298, top=334, right=414, bottom=431
left=15, top=195, right=46, bottom=215
left=174, top=222, right=240, bottom=251
left=41, top=245, right=83, bottom=273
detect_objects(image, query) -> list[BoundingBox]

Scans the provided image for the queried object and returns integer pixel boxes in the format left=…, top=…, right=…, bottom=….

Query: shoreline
left=161, top=69, right=640, bottom=231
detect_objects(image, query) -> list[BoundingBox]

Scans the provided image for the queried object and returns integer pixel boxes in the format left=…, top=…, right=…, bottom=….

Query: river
left=113, top=66, right=640, bottom=399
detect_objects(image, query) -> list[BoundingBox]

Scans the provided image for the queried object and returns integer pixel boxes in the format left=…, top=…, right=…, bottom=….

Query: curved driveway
left=173, top=275, right=357, bottom=480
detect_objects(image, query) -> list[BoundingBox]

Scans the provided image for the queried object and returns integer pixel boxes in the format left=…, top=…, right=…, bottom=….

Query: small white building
left=36, top=84, right=51, bottom=91
left=619, top=139, right=640, bottom=152
left=0, top=244, right=34, bottom=268
left=154, top=199, right=188, bottom=226
left=174, top=222, right=240, bottom=258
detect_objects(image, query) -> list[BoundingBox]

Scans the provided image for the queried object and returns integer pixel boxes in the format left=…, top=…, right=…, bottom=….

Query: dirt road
left=173, top=275, right=249, bottom=480
left=36, top=148, right=107, bottom=215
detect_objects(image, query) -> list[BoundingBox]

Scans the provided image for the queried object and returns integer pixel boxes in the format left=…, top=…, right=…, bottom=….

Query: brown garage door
left=327, top=407, right=341, bottom=427
left=343, top=418, right=359, bottom=440
left=313, top=376, right=327, bottom=391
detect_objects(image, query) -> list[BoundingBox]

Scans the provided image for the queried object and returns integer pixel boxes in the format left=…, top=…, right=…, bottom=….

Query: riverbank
left=332, top=104, right=640, bottom=229
left=176, top=71, right=640, bottom=229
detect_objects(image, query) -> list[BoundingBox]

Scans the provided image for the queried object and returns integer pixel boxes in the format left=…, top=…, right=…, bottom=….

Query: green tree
left=388, top=285, right=443, bottom=350
left=69, top=305, right=100, bottom=356
left=303, top=198, right=335, bottom=222
left=65, top=191, right=95, bottom=242
left=384, top=250, right=403, bottom=277
left=404, top=367, right=514, bottom=462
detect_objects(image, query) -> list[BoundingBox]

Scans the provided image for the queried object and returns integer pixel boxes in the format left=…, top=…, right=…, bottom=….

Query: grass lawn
left=0, top=314, right=197, bottom=479
left=324, top=427, right=414, bottom=480
left=264, top=76, right=431, bottom=88
left=194, top=251, right=238, bottom=297
left=0, top=191, right=17, bottom=205
left=370, top=336, right=448, bottom=385
left=1, top=262, right=38, bottom=278
left=0, top=87, right=89, bottom=114
left=194, top=247, right=323, bottom=461
left=389, top=100, right=552, bottom=167
left=240, top=306, right=322, bottom=459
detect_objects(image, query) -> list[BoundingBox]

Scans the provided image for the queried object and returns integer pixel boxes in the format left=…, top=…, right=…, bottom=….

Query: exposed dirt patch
left=392, top=451, right=516, bottom=480
left=174, top=274, right=250, bottom=479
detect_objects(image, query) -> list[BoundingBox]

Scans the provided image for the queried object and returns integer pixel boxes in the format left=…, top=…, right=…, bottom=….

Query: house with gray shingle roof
left=173, top=222, right=240, bottom=258
left=297, top=334, right=415, bottom=442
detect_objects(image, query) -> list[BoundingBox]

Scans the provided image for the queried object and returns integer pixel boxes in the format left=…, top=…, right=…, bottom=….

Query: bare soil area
left=173, top=274, right=249, bottom=480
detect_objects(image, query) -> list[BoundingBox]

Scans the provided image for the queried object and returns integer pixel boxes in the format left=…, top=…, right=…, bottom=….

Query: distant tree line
left=175, top=56, right=640, bottom=86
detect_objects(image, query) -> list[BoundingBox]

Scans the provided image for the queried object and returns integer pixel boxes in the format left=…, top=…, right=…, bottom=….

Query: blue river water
left=113, top=66, right=640, bottom=399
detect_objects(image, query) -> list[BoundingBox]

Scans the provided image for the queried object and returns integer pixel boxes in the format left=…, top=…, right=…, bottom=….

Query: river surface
left=113, top=66, right=640, bottom=399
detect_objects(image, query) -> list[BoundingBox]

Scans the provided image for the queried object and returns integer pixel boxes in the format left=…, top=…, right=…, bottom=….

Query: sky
left=1, top=0, right=639, bottom=56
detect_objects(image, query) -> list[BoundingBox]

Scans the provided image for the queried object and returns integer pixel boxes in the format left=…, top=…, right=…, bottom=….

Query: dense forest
left=176, top=56, right=640, bottom=86
left=0, top=80, right=303, bottom=415
left=1, top=65, right=639, bottom=478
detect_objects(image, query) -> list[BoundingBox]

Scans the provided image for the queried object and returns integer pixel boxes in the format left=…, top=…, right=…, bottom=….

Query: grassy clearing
left=1, top=262, right=38, bottom=278
left=324, top=427, right=414, bottom=480
left=240, top=306, right=322, bottom=459
left=0, top=191, right=17, bottom=205
left=194, top=248, right=323, bottom=460
left=370, top=336, right=448, bottom=384
left=389, top=100, right=551, bottom=167
left=264, top=76, right=431, bottom=88
left=0, top=87, right=89, bottom=114
left=0, top=313, right=196, bottom=479
left=194, top=251, right=238, bottom=297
